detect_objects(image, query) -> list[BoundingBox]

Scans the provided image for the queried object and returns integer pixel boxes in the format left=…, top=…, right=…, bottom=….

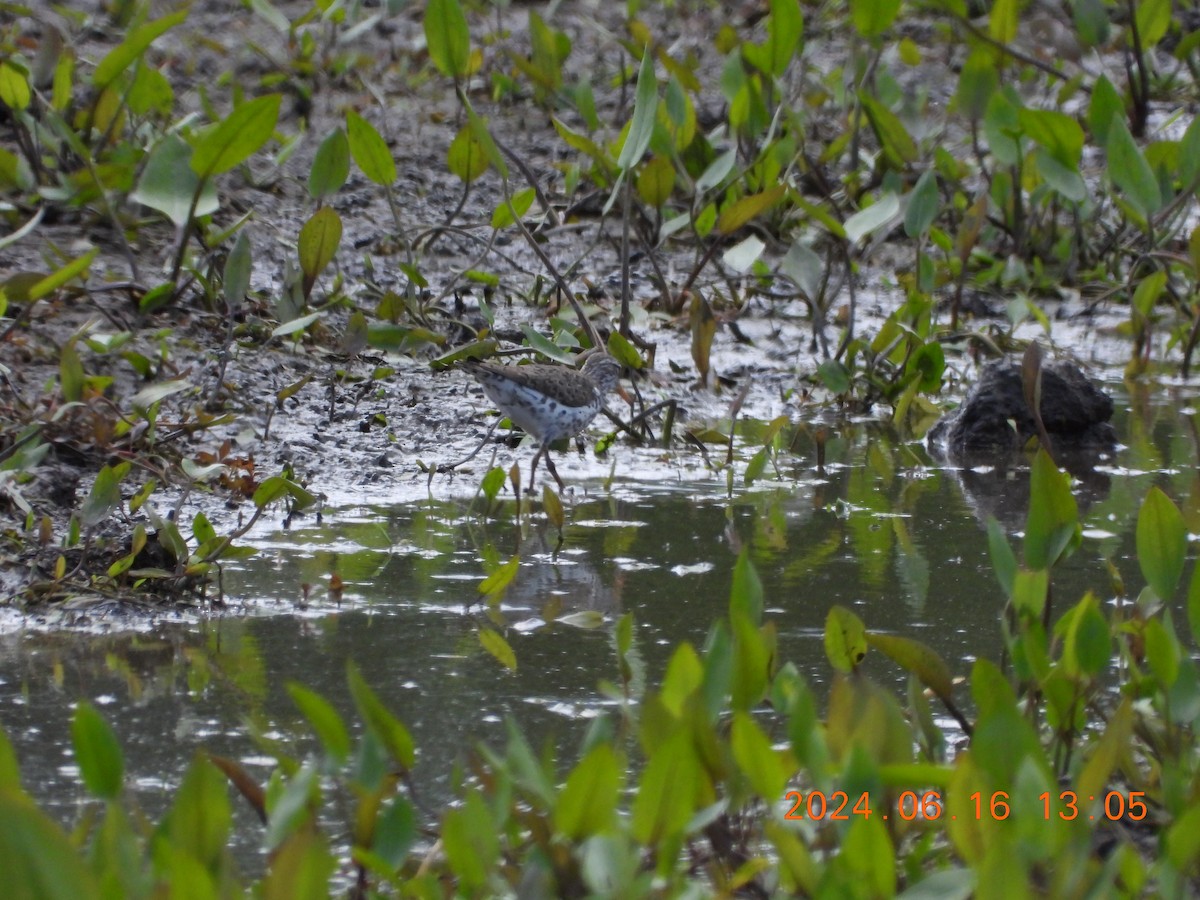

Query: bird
left=460, top=352, right=625, bottom=491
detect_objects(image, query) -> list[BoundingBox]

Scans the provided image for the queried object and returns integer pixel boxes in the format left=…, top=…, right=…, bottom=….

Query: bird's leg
left=528, top=446, right=543, bottom=493
left=542, top=451, right=565, bottom=492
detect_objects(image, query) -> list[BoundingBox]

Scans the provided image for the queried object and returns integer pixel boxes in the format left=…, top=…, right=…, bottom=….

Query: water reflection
left=0, top=394, right=1187, bottom=870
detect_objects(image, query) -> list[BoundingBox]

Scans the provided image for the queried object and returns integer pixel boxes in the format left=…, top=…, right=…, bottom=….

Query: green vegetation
left=3, top=0, right=1200, bottom=894
left=3, top=465, right=1199, bottom=896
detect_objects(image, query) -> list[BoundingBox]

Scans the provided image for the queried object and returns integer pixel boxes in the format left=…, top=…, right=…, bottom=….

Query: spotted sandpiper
left=461, top=352, right=625, bottom=490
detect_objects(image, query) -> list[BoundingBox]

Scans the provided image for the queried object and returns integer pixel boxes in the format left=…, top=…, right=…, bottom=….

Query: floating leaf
left=478, top=628, right=517, bottom=670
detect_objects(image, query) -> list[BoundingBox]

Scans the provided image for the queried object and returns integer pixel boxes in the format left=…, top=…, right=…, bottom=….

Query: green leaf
left=347, top=662, right=415, bottom=771
left=631, top=731, right=702, bottom=844
left=817, top=359, right=851, bottom=394
left=491, top=186, right=536, bottom=229
left=287, top=683, right=351, bottom=764
left=447, top=124, right=488, bottom=183
left=1088, top=75, right=1122, bottom=149
left=1107, top=117, right=1162, bottom=217
left=903, top=170, right=939, bottom=238
left=989, top=0, right=1018, bottom=42
left=636, top=154, right=675, bottom=207
left=478, top=628, right=517, bottom=670
left=860, top=94, right=917, bottom=166
left=308, top=127, right=350, bottom=200
left=986, top=518, right=1017, bottom=597
left=865, top=632, right=954, bottom=702
left=59, top=341, right=84, bottom=403
left=71, top=702, right=124, bottom=800
left=743, top=0, right=803, bottom=75
left=424, top=0, right=472, bottom=79
left=1023, top=450, right=1078, bottom=570
left=1136, top=0, right=1171, bottom=48
left=844, top=192, right=900, bottom=244
left=30, top=248, right=99, bottom=302
left=1137, top=486, right=1187, bottom=601
left=164, top=756, right=232, bottom=868
left=0, top=788, right=99, bottom=898
left=730, top=550, right=763, bottom=625
left=442, top=791, right=498, bottom=892
left=851, top=0, right=900, bottom=40
left=0, top=61, right=30, bottom=110
left=224, top=230, right=252, bottom=311
left=556, top=743, right=621, bottom=839
left=190, top=94, right=281, bottom=178
left=695, top=147, right=736, bottom=194
left=1018, top=107, right=1083, bottom=168
left=617, top=47, right=658, bottom=170
left=731, top=712, right=790, bottom=800
left=955, top=49, right=997, bottom=122
left=92, top=9, right=189, bottom=92
left=716, top=185, right=785, bottom=234
left=80, top=463, right=129, bottom=529
left=346, top=109, right=397, bottom=185
left=298, top=207, right=342, bottom=283
left=824, top=605, right=867, bottom=673
left=479, top=554, right=520, bottom=600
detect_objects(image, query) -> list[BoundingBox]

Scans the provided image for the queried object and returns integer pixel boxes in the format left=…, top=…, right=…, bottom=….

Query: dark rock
left=928, top=361, right=1116, bottom=460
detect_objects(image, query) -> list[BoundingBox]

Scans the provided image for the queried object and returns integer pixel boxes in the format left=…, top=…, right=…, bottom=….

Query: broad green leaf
left=1023, top=450, right=1078, bottom=570
left=955, top=49, right=997, bottom=121
left=1136, top=0, right=1171, bottom=48
left=556, top=744, right=621, bottom=839
left=0, top=61, right=30, bottom=110
left=986, top=518, right=1017, bottom=597
left=636, top=154, right=675, bottom=207
left=631, top=731, right=702, bottom=844
left=1018, top=107, right=1084, bottom=167
left=1056, top=593, right=1112, bottom=678
left=851, top=0, right=900, bottom=40
left=1088, top=75, right=1122, bottom=148
left=131, top=133, right=219, bottom=226
left=1107, top=117, right=1162, bottom=217
left=59, top=341, right=84, bottom=403
left=695, top=147, right=736, bottom=194
left=287, top=683, right=351, bottom=764
left=164, top=756, right=232, bottom=868
left=903, top=169, right=938, bottom=238
left=731, top=712, right=790, bottom=799
left=491, top=186, right=536, bottom=229
left=346, top=109, right=397, bottom=185
left=347, top=662, right=415, bottom=771
left=1035, top=150, right=1087, bottom=202
left=71, top=702, right=124, bottom=800
left=844, top=192, right=900, bottom=244
left=781, top=240, right=823, bottom=299
left=224, top=230, right=252, bottom=311
left=479, top=554, right=520, bottom=599
left=447, top=125, right=488, bottom=183
left=824, top=605, right=867, bottom=673
left=308, top=128, right=350, bottom=200
left=989, top=0, right=1018, bottom=42
left=716, top=185, right=785, bottom=234
left=464, top=103, right=508, bottom=178
left=0, top=789, right=99, bottom=897
left=817, top=359, right=851, bottom=394
left=1137, top=486, right=1187, bottom=601
left=617, top=46, right=658, bottom=170
left=262, top=829, right=336, bottom=900
left=743, top=0, right=803, bottom=75
left=442, top=791, right=498, bottom=892
left=860, top=94, right=917, bottom=166
left=298, top=207, right=342, bottom=282
left=424, top=0, right=472, bottom=79
left=190, top=94, right=281, bottom=178
left=80, top=463, right=129, bottom=529
left=866, top=632, right=954, bottom=702
left=478, top=628, right=517, bottom=670
left=92, top=9, right=188, bottom=91
left=722, top=234, right=765, bottom=272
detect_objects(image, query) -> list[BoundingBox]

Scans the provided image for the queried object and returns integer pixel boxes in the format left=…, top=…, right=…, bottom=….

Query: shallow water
left=0, top=381, right=1195, bottom=872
